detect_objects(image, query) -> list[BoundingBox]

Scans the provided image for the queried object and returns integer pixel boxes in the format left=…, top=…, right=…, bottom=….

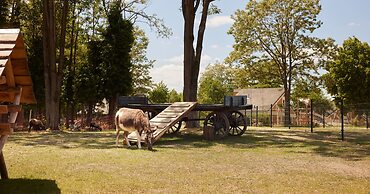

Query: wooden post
left=366, top=112, right=369, bottom=130
left=323, top=112, right=326, bottom=128
left=0, top=135, right=9, bottom=179
left=310, top=99, right=313, bottom=133
left=340, top=100, right=344, bottom=141
left=270, top=104, right=273, bottom=128
left=250, top=108, right=253, bottom=126
left=256, top=106, right=258, bottom=127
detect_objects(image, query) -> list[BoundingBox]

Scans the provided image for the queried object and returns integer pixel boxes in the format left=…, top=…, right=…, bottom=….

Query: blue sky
left=138, top=0, right=370, bottom=92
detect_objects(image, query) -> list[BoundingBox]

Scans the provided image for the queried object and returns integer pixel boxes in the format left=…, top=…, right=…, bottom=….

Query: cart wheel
left=166, top=121, right=182, bottom=134
left=227, top=111, right=247, bottom=136
left=204, top=111, right=230, bottom=139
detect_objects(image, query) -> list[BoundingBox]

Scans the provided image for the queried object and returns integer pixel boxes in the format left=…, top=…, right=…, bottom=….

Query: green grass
left=0, top=127, right=369, bottom=193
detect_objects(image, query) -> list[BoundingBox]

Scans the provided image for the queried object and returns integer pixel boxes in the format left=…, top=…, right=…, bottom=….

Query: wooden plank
left=9, top=88, right=22, bottom=124
left=155, top=114, right=179, bottom=118
left=20, top=86, right=36, bottom=104
left=0, top=76, right=6, bottom=84
left=0, top=67, right=5, bottom=77
left=0, top=51, right=11, bottom=59
left=0, top=124, right=11, bottom=135
left=5, top=59, right=15, bottom=87
left=163, top=109, right=185, bottom=113
left=0, top=29, right=20, bottom=34
left=0, top=44, right=15, bottom=50
left=0, top=85, right=20, bottom=93
left=10, top=47, right=27, bottom=59
left=0, top=151, right=9, bottom=179
left=0, top=59, right=7, bottom=66
left=14, top=76, right=32, bottom=86
left=11, top=59, right=28, bottom=76
left=7, top=105, right=21, bottom=113
left=0, top=135, right=9, bottom=179
left=0, top=106, right=8, bottom=114
left=150, top=118, right=173, bottom=123
left=0, top=33, right=18, bottom=42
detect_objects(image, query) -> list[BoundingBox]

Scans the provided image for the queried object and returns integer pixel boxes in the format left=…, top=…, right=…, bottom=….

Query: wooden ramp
left=128, top=102, right=197, bottom=144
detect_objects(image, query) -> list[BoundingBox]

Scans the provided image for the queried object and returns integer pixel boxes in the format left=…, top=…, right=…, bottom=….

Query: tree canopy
left=228, top=0, right=330, bottom=125
left=323, top=37, right=370, bottom=108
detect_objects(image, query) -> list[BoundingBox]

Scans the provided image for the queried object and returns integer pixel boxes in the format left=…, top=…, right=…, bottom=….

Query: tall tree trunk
left=43, top=0, right=58, bottom=130
left=182, top=0, right=212, bottom=127
left=56, top=0, right=69, bottom=127
left=85, top=103, right=94, bottom=126
left=108, top=94, right=118, bottom=128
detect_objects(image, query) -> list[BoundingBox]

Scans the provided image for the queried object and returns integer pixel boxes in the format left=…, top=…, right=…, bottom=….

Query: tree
left=169, top=89, right=182, bottom=103
left=102, top=4, right=134, bottom=116
left=198, top=63, right=232, bottom=104
left=148, top=81, right=169, bottom=103
left=228, top=0, right=329, bottom=126
left=182, top=0, right=217, bottom=102
left=0, top=0, right=9, bottom=27
left=323, top=37, right=370, bottom=109
left=182, top=0, right=218, bottom=127
left=292, top=78, right=333, bottom=115
left=130, top=27, right=154, bottom=95
left=19, top=0, right=45, bottom=115
left=42, top=0, right=59, bottom=130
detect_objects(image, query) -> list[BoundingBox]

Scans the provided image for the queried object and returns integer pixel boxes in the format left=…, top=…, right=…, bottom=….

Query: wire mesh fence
left=246, top=101, right=370, bottom=130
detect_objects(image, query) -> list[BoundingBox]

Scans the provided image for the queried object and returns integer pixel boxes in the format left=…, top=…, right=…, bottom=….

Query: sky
left=138, top=0, right=370, bottom=92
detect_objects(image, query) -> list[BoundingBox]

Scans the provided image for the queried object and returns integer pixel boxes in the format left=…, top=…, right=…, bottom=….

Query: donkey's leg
left=115, top=129, right=120, bottom=147
left=124, top=131, right=131, bottom=147
left=136, top=131, right=142, bottom=149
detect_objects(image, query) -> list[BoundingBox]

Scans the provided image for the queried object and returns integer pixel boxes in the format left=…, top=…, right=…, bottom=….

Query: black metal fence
left=245, top=101, right=370, bottom=140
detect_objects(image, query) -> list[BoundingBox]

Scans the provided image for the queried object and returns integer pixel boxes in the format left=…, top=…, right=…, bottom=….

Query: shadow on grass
left=156, top=128, right=370, bottom=161
left=8, top=128, right=370, bottom=161
left=0, top=178, right=60, bottom=194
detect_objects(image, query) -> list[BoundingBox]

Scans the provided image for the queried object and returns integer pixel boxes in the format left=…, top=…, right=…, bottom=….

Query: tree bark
left=86, top=103, right=94, bottom=126
left=43, top=0, right=58, bottom=130
left=182, top=0, right=213, bottom=128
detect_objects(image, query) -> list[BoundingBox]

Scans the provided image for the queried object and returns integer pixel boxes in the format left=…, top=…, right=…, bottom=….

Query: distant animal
left=28, top=119, right=45, bottom=132
left=115, top=108, right=154, bottom=150
left=89, top=122, right=102, bottom=131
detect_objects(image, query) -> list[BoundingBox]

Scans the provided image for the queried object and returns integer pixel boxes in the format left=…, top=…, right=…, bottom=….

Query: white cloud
left=347, top=22, right=361, bottom=27
left=207, top=15, right=233, bottom=28
left=150, top=63, right=184, bottom=92
left=211, top=44, right=220, bottom=49
left=151, top=54, right=219, bottom=91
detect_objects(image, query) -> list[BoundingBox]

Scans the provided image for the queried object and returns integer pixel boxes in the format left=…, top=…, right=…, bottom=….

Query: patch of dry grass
left=0, top=127, right=369, bottom=193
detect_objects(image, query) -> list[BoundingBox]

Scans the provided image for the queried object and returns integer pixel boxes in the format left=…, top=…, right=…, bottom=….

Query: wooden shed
left=0, top=28, right=36, bottom=179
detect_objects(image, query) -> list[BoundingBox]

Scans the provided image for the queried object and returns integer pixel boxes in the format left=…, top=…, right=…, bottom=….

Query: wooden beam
left=0, top=124, right=11, bottom=134
left=5, top=59, right=15, bottom=87
left=0, top=105, right=21, bottom=114
left=14, top=76, right=32, bottom=86
left=10, top=58, right=28, bottom=76
left=0, top=85, right=21, bottom=93
left=10, top=47, right=27, bottom=59
left=0, top=76, right=5, bottom=84
left=0, top=151, right=8, bottom=179
left=0, top=106, right=8, bottom=114
left=0, top=135, right=9, bottom=179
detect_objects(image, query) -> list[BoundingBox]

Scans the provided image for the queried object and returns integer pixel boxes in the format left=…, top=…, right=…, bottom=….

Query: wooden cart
left=118, top=96, right=252, bottom=143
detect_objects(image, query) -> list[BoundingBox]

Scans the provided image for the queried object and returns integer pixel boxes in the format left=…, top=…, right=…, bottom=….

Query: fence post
left=256, top=106, right=259, bottom=127
left=323, top=112, right=325, bottom=128
left=366, top=112, right=369, bottom=129
left=310, top=99, right=313, bottom=133
left=250, top=107, right=253, bottom=126
left=340, top=100, right=344, bottom=141
left=270, top=104, right=273, bottom=128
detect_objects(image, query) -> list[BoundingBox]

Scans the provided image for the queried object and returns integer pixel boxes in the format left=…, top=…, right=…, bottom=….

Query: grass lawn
left=0, top=127, right=369, bottom=193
